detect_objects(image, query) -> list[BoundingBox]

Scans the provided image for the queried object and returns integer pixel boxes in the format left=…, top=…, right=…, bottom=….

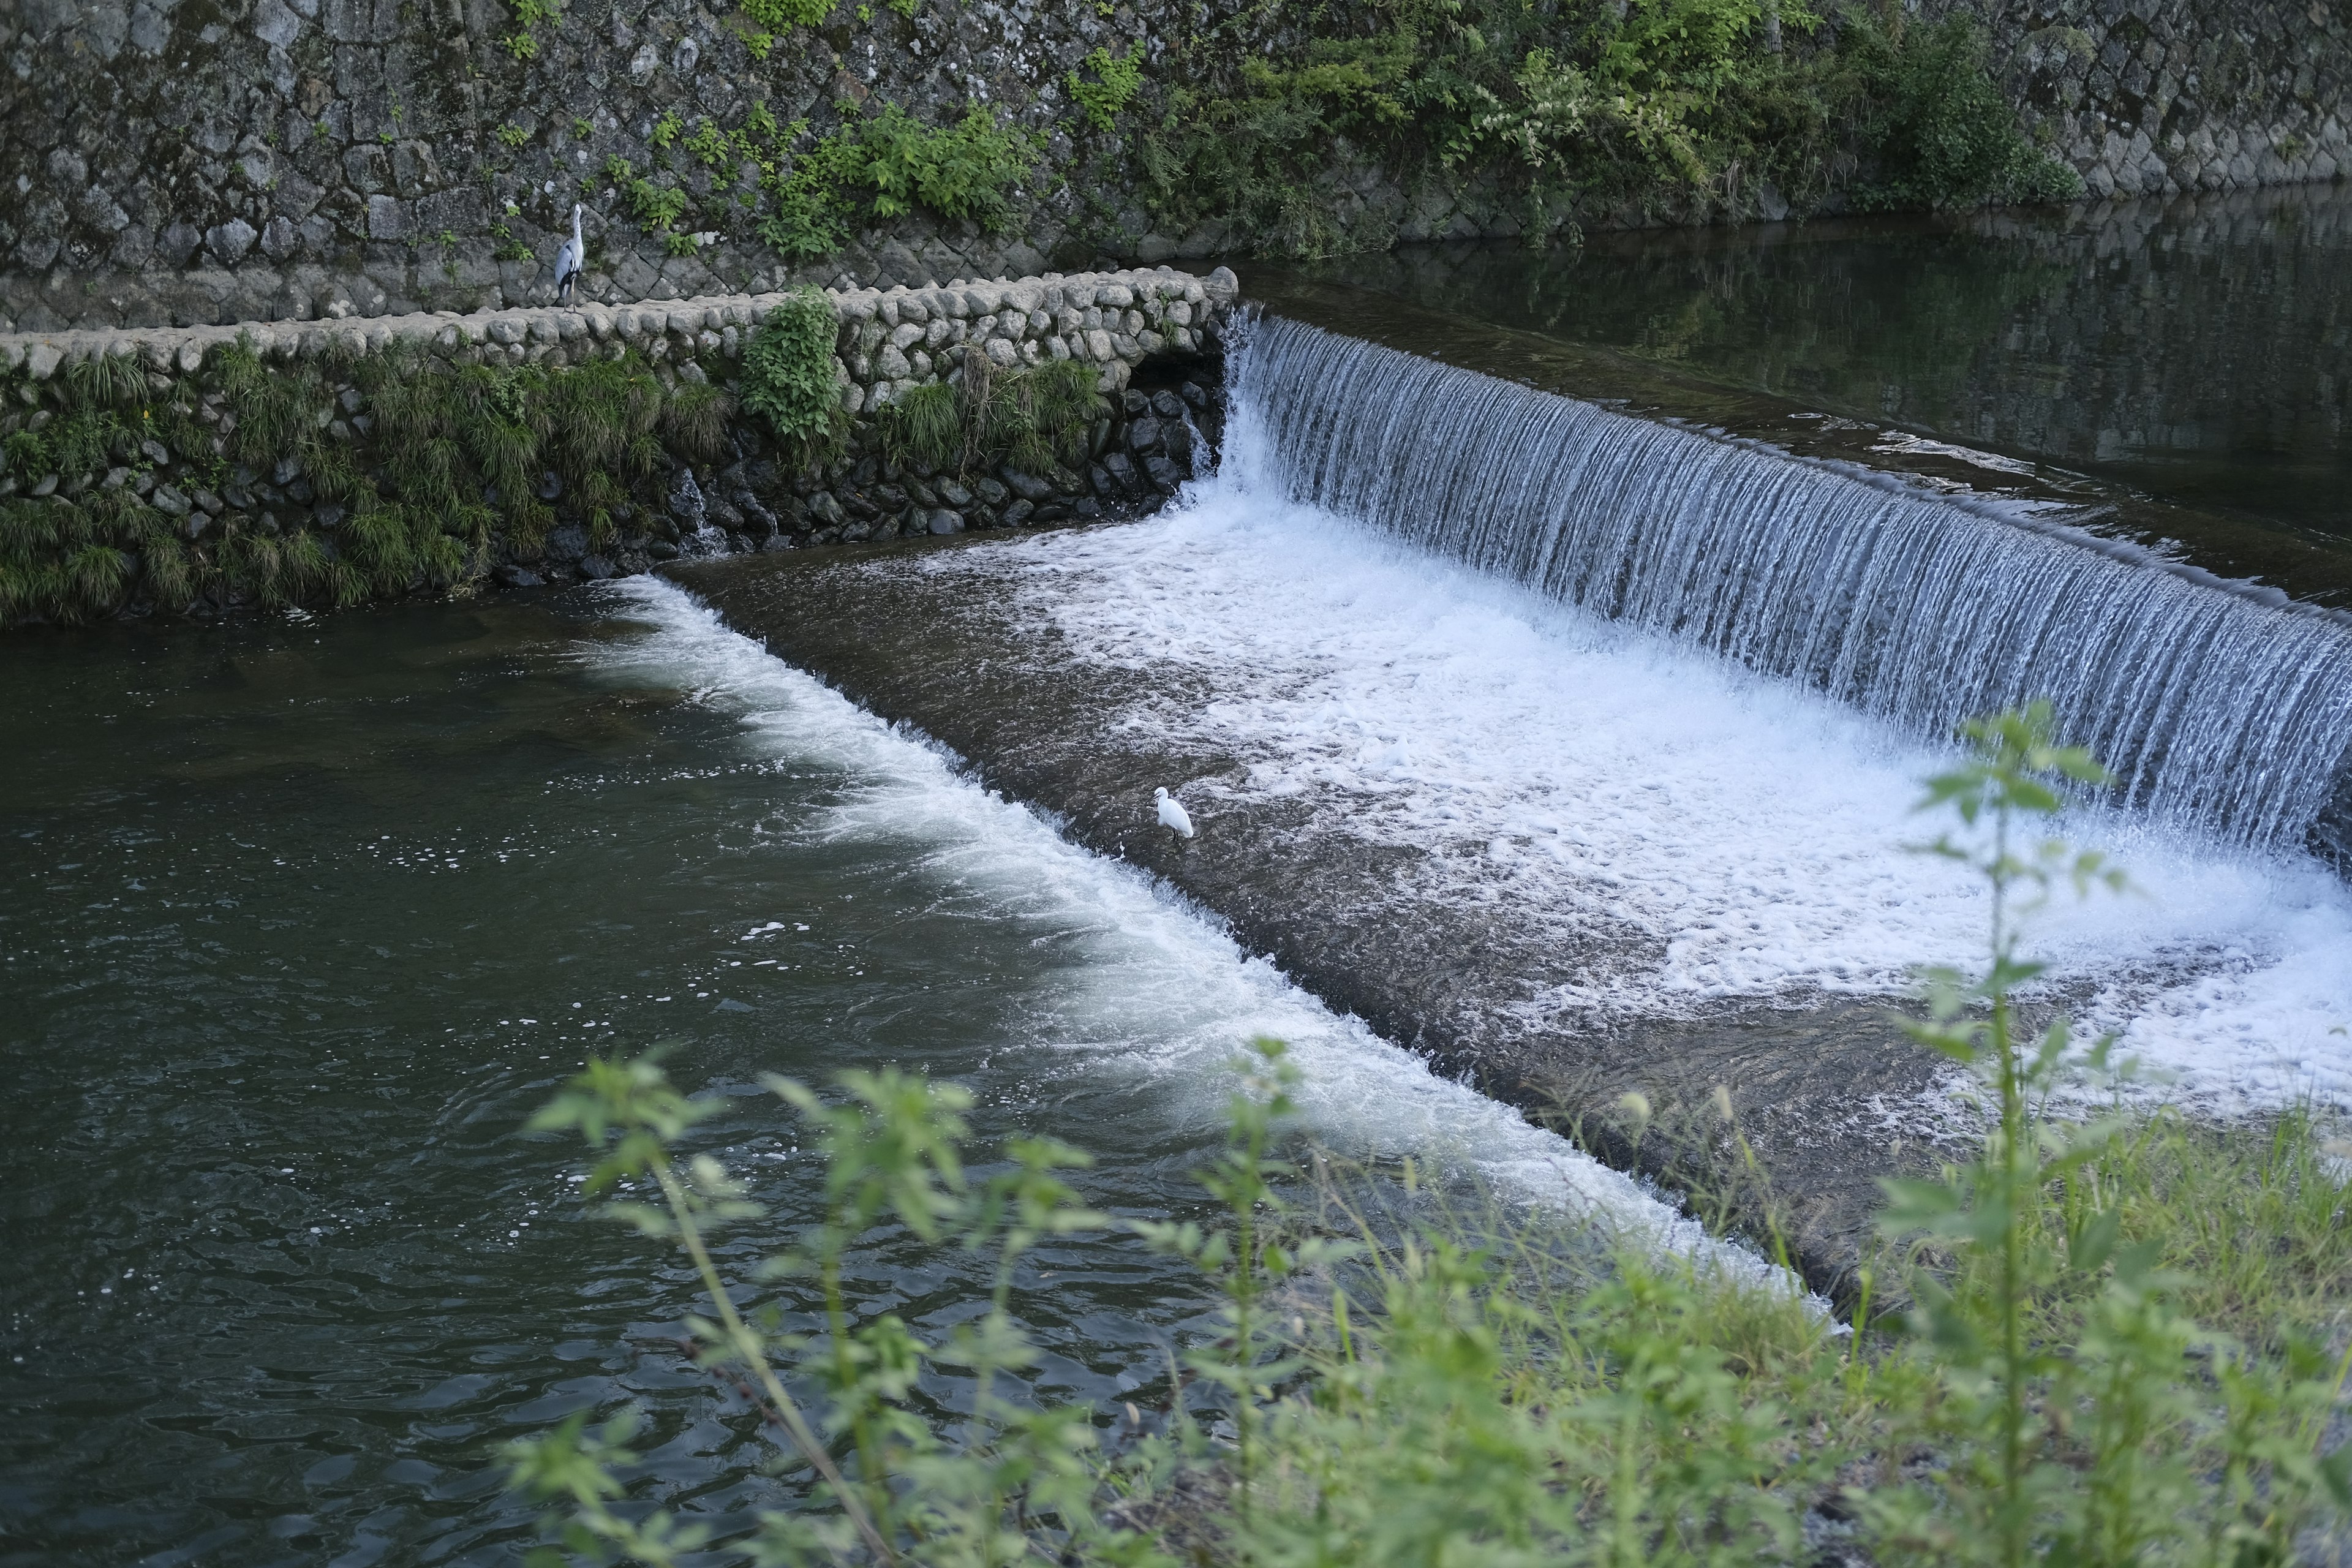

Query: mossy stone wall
left=0, top=0, right=2343, bottom=334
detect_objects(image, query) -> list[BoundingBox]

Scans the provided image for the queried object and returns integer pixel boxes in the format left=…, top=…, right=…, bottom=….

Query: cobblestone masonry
left=0, top=266, right=1240, bottom=607
left=1, top=0, right=2341, bottom=333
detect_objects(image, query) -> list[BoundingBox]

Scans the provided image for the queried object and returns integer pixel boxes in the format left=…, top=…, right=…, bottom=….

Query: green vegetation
left=739, top=0, right=832, bottom=32
left=876, top=355, right=1105, bottom=477
left=0, top=337, right=715, bottom=627
left=1068, top=44, right=1144, bottom=133
left=502, top=0, right=563, bottom=60
left=739, top=286, right=851, bottom=467
left=1134, top=0, right=2081, bottom=257
left=594, top=100, right=1036, bottom=265
left=503, top=709, right=2352, bottom=1566
left=755, top=105, right=1041, bottom=263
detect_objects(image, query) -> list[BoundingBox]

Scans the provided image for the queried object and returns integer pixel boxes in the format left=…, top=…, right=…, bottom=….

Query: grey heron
left=554, top=204, right=584, bottom=303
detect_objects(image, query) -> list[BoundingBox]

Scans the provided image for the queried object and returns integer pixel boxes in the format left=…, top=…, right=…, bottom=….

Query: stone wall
left=2, top=0, right=2343, bottom=334
left=1927, top=0, right=2352, bottom=201
left=0, top=265, right=1237, bottom=620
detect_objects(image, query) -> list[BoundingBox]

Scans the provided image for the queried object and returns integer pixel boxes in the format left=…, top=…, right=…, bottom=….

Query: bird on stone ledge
left=1155, top=786, right=1196, bottom=841
left=554, top=205, right=584, bottom=304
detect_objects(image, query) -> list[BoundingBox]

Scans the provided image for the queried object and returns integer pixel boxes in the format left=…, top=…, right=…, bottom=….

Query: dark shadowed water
left=0, top=586, right=1676, bottom=1567
left=1277, top=185, right=2351, bottom=533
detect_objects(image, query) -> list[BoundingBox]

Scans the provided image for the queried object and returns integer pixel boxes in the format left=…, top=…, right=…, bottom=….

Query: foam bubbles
left=891, top=465, right=2352, bottom=1114
left=586, top=578, right=1771, bottom=1276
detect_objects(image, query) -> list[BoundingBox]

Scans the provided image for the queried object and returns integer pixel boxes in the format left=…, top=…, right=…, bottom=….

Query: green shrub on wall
left=1132, top=0, right=2078, bottom=258
left=741, top=286, right=851, bottom=467
left=0, top=339, right=728, bottom=627
left=1833, top=10, right=2082, bottom=209
left=755, top=105, right=1041, bottom=263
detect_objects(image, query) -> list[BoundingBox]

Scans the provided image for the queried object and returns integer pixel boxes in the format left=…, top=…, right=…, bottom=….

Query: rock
left=1127, top=415, right=1163, bottom=453
left=205, top=219, right=258, bottom=265
left=805, top=490, right=848, bottom=530
left=761, top=533, right=796, bottom=552
left=1145, top=454, right=1186, bottom=492
left=1181, top=381, right=1210, bottom=410
left=935, top=477, right=972, bottom=507
left=24, top=343, right=62, bottom=381
left=492, top=563, right=545, bottom=589
left=30, top=473, right=58, bottom=497
left=704, top=492, right=745, bottom=530
left=927, top=508, right=963, bottom=535
left=313, top=502, right=345, bottom=529
left=1001, top=498, right=1035, bottom=527
left=1152, top=389, right=1185, bottom=418
left=545, top=522, right=589, bottom=562
left=194, top=489, right=226, bottom=516
left=973, top=476, right=1009, bottom=506
left=223, top=484, right=255, bottom=510
left=647, top=540, right=680, bottom=560
left=535, top=470, right=562, bottom=501
left=260, top=215, right=301, bottom=263
left=1000, top=467, right=1054, bottom=502
left=578, top=554, right=617, bottom=580
left=668, top=469, right=707, bottom=531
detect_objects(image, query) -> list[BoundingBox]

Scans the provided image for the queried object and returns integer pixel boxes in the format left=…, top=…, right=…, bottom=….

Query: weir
left=1231, top=317, right=2352, bottom=856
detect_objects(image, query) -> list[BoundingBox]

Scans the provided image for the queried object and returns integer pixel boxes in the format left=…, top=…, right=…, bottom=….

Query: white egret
left=1153, top=786, right=1195, bottom=840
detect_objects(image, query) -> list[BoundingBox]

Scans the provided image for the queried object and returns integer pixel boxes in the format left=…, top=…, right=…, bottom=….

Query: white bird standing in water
left=553, top=204, right=584, bottom=304
left=1154, top=786, right=1195, bottom=840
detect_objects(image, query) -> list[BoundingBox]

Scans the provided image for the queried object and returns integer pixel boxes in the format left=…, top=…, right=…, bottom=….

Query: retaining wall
left=0, top=265, right=1237, bottom=620
left=1, top=0, right=2343, bottom=333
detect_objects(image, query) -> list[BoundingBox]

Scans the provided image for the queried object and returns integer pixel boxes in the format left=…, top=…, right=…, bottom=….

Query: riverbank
left=0, top=266, right=1235, bottom=625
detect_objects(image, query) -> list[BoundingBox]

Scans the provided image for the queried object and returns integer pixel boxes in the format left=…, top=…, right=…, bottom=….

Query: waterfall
left=1229, top=318, right=2352, bottom=855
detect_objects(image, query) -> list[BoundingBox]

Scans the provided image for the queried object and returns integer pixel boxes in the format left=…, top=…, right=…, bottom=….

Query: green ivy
left=501, top=0, right=562, bottom=61
left=740, top=286, right=850, bottom=468
left=1066, top=43, right=1144, bottom=133
left=1134, top=0, right=2077, bottom=258
left=753, top=104, right=1040, bottom=263
left=739, top=0, right=832, bottom=30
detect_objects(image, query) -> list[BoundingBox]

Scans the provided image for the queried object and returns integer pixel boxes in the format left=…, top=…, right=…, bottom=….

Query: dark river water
left=0, top=587, right=1683, bottom=1566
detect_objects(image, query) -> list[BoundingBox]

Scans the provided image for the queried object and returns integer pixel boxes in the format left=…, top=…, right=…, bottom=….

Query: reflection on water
left=1279, top=184, right=2351, bottom=539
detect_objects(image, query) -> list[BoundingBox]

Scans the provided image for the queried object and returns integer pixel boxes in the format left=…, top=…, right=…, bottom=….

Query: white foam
left=888, top=459, right=2352, bottom=1115
left=584, top=576, right=1771, bottom=1278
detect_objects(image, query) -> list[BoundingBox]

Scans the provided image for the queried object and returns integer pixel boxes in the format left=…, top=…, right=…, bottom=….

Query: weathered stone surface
left=8, top=0, right=2323, bottom=336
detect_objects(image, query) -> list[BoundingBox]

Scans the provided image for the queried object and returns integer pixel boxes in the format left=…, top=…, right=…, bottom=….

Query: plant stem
left=649, top=1155, right=897, bottom=1566
left=1992, top=801, right=2026, bottom=1568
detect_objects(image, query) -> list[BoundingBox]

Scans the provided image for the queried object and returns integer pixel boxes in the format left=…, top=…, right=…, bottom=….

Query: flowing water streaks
left=595, top=577, right=1787, bottom=1275
left=1231, top=318, right=2352, bottom=853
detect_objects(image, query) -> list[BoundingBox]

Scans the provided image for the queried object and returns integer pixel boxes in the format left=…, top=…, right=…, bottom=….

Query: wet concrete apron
left=672, top=535, right=1953, bottom=1298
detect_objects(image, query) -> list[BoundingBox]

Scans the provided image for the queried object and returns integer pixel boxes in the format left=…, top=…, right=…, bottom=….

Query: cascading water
left=1228, top=317, right=2352, bottom=856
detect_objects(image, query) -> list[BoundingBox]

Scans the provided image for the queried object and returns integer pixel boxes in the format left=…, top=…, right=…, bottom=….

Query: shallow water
left=0, top=590, right=1704, bottom=1566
